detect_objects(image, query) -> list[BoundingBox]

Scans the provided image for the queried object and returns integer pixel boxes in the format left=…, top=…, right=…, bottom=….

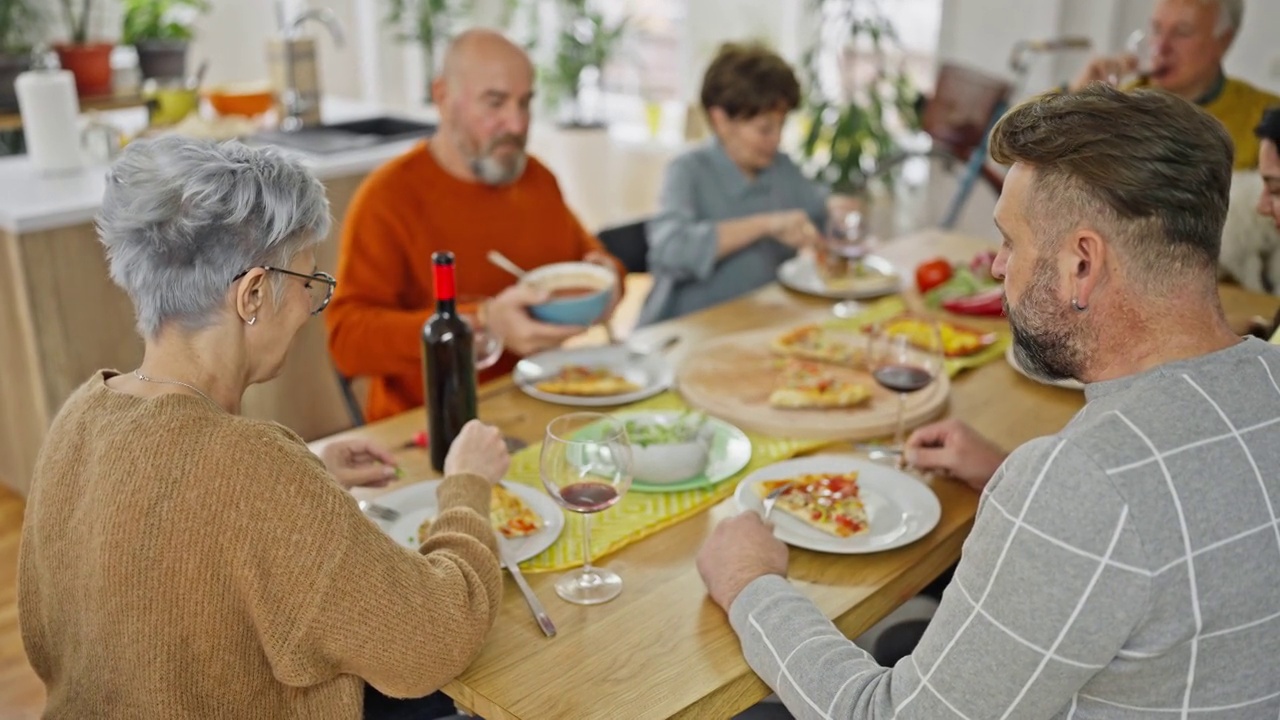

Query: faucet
left=277, top=5, right=346, bottom=132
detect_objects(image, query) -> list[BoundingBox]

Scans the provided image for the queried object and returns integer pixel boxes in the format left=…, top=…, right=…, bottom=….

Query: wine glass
left=1109, top=29, right=1151, bottom=86
left=540, top=413, right=633, bottom=605
left=457, top=295, right=504, bottom=371
left=826, top=210, right=872, bottom=319
left=870, top=319, right=945, bottom=452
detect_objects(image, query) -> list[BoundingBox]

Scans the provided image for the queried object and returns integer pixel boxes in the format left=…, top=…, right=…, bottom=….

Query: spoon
left=486, top=250, right=528, bottom=280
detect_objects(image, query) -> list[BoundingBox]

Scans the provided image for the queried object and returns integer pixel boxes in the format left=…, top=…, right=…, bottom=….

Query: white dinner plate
left=734, top=454, right=941, bottom=554
left=777, top=254, right=902, bottom=300
left=514, top=344, right=674, bottom=407
left=1005, top=345, right=1085, bottom=391
left=373, top=480, right=565, bottom=565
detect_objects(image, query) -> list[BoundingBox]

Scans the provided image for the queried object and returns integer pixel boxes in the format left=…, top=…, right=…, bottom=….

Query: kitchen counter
left=0, top=97, right=435, bottom=234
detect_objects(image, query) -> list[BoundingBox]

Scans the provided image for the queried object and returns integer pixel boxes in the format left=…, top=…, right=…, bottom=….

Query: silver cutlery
left=761, top=482, right=794, bottom=521
left=498, top=539, right=557, bottom=637
left=358, top=499, right=400, bottom=522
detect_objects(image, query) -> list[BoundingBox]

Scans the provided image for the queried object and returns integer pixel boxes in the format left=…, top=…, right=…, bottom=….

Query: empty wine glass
left=457, top=295, right=504, bottom=371
left=870, top=319, right=945, bottom=452
left=826, top=210, right=871, bottom=319
left=540, top=413, right=633, bottom=605
left=1108, top=29, right=1151, bottom=86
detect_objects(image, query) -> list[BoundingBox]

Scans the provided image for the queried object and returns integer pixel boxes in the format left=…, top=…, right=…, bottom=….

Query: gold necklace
left=133, top=369, right=219, bottom=407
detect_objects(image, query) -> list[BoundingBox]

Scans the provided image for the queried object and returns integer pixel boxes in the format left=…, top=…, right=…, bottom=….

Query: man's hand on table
left=321, top=438, right=400, bottom=490
left=488, top=284, right=586, bottom=356
left=444, top=420, right=510, bottom=485
left=905, top=419, right=1007, bottom=492
left=697, top=512, right=789, bottom=613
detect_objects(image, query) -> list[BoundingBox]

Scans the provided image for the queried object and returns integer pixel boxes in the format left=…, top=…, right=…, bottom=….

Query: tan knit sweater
left=19, top=371, right=503, bottom=719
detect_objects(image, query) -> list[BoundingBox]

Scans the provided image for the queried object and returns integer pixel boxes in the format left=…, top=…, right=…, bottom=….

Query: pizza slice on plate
left=417, top=485, right=544, bottom=543
left=533, top=365, right=641, bottom=396
left=755, top=473, right=870, bottom=538
left=768, top=359, right=870, bottom=409
left=877, top=316, right=997, bottom=358
left=771, top=324, right=864, bottom=366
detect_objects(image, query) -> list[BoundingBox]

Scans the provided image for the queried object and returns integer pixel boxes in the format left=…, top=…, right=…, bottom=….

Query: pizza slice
left=417, top=484, right=544, bottom=543
left=768, top=359, right=871, bottom=409
left=756, top=473, right=870, bottom=538
left=534, top=365, right=641, bottom=396
left=771, top=324, right=865, bottom=366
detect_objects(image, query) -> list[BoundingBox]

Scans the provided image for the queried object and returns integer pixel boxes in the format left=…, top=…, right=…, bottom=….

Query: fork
left=358, top=500, right=400, bottom=522
left=761, top=482, right=793, bottom=521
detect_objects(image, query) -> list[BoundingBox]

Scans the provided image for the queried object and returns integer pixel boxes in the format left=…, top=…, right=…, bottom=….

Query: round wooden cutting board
left=675, top=325, right=950, bottom=442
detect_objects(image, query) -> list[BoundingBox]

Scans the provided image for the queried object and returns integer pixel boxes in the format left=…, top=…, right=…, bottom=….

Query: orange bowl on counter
left=204, top=83, right=275, bottom=118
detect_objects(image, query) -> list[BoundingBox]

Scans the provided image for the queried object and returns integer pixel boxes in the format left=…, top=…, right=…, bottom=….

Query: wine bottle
left=423, top=251, right=478, bottom=472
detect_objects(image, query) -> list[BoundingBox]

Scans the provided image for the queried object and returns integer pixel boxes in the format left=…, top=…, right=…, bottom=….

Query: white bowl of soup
left=523, top=262, right=615, bottom=326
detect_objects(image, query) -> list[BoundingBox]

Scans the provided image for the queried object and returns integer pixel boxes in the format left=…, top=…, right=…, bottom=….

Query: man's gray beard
left=1006, top=258, right=1089, bottom=383
left=470, top=151, right=528, bottom=186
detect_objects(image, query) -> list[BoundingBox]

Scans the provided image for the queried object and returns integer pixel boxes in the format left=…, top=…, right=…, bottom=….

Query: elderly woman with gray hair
left=18, top=136, right=507, bottom=720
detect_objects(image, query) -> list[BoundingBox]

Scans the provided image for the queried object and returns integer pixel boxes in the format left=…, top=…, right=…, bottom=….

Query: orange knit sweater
left=19, top=372, right=502, bottom=719
left=326, top=142, right=619, bottom=422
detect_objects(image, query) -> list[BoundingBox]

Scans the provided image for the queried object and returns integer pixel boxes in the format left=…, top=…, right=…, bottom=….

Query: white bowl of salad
left=622, top=411, right=713, bottom=485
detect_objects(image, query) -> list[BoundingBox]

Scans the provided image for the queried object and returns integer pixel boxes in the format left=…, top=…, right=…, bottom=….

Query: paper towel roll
left=16, top=70, right=84, bottom=176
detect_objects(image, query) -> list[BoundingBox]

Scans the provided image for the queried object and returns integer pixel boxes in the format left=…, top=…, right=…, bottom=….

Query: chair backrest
left=920, top=63, right=1014, bottom=162
left=335, top=369, right=366, bottom=427
left=597, top=220, right=650, bottom=274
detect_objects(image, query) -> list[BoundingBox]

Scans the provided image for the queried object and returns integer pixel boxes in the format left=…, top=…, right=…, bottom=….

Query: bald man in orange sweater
left=327, top=29, right=622, bottom=422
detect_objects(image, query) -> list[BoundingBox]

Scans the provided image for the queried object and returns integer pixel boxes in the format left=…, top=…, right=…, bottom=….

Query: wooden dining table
left=310, top=230, right=1280, bottom=720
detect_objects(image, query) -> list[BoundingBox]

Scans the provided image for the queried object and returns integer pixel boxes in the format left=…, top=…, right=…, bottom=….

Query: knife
left=497, top=538, right=557, bottom=638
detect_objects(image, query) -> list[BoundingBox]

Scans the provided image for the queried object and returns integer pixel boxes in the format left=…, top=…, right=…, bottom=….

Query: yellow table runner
left=824, top=296, right=1011, bottom=377
left=505, top=392, right=829, bottom=573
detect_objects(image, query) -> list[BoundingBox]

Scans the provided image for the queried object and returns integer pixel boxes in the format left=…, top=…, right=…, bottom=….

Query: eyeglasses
left=231, top=266, right=337, bottom=315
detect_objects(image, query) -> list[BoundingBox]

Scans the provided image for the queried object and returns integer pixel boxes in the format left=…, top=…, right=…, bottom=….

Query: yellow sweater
left=19, top=372, right=502, bottom=719
left=1131, top=75, right=1280, bottom=169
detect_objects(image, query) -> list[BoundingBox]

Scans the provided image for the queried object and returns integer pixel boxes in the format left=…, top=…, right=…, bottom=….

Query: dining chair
left=597, top=219, right=650, bottom=274
left=867, top=62, right=1013, bottom=229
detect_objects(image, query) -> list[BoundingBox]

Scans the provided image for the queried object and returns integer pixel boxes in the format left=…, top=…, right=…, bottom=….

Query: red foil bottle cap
left=432, top=251, right=456, bottom=302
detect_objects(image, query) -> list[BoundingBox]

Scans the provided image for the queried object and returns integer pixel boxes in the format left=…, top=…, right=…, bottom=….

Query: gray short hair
left=98, top=136, right=331, bottom=338
left=1208, top=0, right=1243, bottom=38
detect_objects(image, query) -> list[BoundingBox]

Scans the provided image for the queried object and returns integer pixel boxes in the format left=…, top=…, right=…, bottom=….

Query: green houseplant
left=795, top=0, right=921, bottom=194
left=122, top=0, right=211, bottom=81
left=542, top=0, right=627, bottom=128
left=384, top=0, right=473, bottom=105
left=0, top=0, right=39, bottom=110
left=54, top=0, right=115, bottom=96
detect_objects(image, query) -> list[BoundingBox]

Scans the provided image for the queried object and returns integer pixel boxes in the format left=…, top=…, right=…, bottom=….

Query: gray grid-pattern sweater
left=730, top=337, right=1280, bottom=718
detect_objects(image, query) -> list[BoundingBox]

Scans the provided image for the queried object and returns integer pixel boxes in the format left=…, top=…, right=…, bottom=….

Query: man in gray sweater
left=699, top=84, right=1280, bottom=718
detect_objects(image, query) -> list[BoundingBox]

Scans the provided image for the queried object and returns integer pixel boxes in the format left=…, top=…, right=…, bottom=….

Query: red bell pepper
left=942, top=286, right=1006, bottom=317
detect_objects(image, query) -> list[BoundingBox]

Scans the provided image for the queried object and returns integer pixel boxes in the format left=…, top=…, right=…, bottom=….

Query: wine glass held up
left=826, top=209, right=873, bottom=320
left=540, top=413, right=633, bottom=605
left=870, top=319, right=945, bottom=452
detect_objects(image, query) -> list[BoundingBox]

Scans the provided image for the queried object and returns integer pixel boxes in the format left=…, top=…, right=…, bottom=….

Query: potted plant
left=384, top=0, right=473, bottom=105
left=122, top=0, right=210, bottom=81
left=795, top=0, right=921, bottom=194
left=542, top=0, right=627, bottom=128
left=54, top=0, right=115, bottom=96
left=0, top=0, right=39, bottom=110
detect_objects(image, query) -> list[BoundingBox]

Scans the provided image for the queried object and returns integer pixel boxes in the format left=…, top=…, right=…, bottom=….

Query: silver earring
left=1071, top=298, right=1087, bottom=312
left=247, top=316, right=257, bottom=326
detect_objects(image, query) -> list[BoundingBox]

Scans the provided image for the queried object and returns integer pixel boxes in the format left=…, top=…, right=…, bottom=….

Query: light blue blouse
left=638, top=139, right=828, bottom=325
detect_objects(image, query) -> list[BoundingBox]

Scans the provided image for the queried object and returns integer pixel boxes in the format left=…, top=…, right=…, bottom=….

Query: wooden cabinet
left=0, top=174, right=366, bottom=496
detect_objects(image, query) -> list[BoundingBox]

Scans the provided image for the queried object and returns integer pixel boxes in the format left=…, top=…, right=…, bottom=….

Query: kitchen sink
left=250, top=116, right=436, bottom=155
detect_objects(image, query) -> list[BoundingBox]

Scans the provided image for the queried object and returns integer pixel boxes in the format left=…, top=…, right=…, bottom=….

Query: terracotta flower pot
left=54, top=43, right=115, bottom=97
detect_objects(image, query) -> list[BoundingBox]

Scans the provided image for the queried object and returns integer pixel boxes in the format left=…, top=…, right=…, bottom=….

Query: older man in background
left=326, top=28, right=621, bottom=422
left=1070, top=0, right=1278, bottom=169
left=700, top=85, right=1280, bottom=718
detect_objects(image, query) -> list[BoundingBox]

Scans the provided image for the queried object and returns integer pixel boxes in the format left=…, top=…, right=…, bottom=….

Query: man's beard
left=465, top=135, right=528, bottom=186
left=1005, top=256, right=1090, bottom=383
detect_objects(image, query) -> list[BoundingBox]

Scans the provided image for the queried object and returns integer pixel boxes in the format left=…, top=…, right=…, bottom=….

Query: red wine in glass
left=558, top=482, right=621, bottom=513
left=873, top=364, right=934, bottom=394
